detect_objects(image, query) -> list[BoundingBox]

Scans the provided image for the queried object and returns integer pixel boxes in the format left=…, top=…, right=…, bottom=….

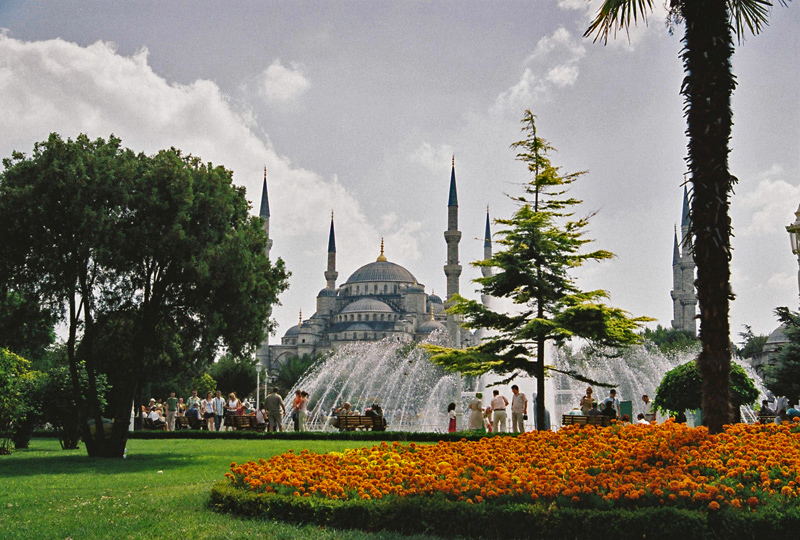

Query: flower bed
left=214, top=422, right=800, bottom=538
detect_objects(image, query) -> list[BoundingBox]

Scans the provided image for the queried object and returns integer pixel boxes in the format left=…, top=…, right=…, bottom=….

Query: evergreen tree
left=764, top=307, right=800, bottom=403
left=426, top=111, right=649, bottom=430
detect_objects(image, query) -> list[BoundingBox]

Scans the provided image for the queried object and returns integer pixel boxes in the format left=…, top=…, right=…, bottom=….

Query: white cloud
left=260, top=59, right=309, bottom=102
left=735, top=168, right=800, bottom=237
left=0, top=34, right=423, bottom=334
left=492, top=27, right=585, bottom=115
left=409, top=142, right=455, bottom=172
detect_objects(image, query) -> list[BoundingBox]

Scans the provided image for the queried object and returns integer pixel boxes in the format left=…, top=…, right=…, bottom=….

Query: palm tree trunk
left=682, top=0, right=736, bottom=433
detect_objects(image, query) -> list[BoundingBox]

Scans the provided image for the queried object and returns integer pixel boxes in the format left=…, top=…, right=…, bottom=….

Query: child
left=447, top=402, right=457, bottom=433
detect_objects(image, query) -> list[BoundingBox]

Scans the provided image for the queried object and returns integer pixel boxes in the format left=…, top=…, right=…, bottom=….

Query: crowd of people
left=141, top=387, right=314, bottom=432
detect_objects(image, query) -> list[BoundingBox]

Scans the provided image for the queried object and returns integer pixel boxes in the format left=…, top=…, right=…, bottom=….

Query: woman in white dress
left=467, top=392, right=484, bottom=430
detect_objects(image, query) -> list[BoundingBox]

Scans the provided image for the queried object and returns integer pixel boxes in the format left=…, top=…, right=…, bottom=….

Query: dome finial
left=377, top=238, right=387, bottom=262
left=430, top=304, right=435, bottom=321
left=298, top=310, right=302, bottom=325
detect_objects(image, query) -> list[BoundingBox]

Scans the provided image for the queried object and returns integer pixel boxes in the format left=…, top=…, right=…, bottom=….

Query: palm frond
left=584, top=0, right=656, bottom=44
left=727, top=0, right=776, bottom=41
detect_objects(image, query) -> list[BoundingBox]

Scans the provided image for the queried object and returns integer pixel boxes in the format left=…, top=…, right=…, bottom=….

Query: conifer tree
left=427, top=111, right=649, bottom=430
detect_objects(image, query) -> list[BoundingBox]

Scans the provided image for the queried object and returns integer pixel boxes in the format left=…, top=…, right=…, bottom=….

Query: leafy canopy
left=764, top=307, right=800, bottom=403
left=653, top=359, right=759, bottom=414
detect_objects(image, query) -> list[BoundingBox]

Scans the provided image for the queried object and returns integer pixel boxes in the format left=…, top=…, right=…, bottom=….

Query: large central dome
left=345, top=260, right=417, bottom=284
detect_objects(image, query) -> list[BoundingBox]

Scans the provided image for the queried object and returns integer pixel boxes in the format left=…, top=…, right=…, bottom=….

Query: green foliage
left=764, top=308, right=800, bottom=403
left=0, top=290, right=56, bottom=361
left=736, top=325, right=768, bottom=359
left=192, top=373, right=218, bottom=398
left=272, top=353, right=321, bottom=397
left=642, top=325, right=699, bottom=356
left=209, top=354, right=257, bottom=400
left=0, top=348, right=31, bottom=453
left=0, top=133, right=289, bottom=457
left=213, top=479, right=800, bottom=539
left=426, top=111, right=649, bottom=429
left=653, top=360, right=759, bottom=414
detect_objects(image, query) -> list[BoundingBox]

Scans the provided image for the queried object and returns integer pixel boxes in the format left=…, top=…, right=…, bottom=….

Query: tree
left=0, top=133, right=289, bottom=457
left=0, top=348, right=32, bottom=454
left=642, top=325, right=699, bottom=356
left=426, top=111, right=649, bottom=431
left=586, top=0, right=786, bottom=434
left=208, top=354, right=258, bottom=401
left=272, top=354, right=321, bottom=398
left=653, top=359, right=759, bottom=422
left=0, top=290, right=56, bottom=361
left=736, top=325, right=768, bottom=359
left=764, top=307, right=800, bottom=403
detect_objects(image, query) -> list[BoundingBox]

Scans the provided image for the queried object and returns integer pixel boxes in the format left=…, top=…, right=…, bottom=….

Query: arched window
left=384, top=284, right=388, bottom=294
left=356, top=285, right=360, bottom=294
left=374, top=284, right=378, bottom=293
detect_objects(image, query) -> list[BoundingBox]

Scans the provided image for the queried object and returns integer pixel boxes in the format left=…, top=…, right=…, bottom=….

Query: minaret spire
left=324, top=211, right=338, bottom=289
left=444, top=157, right=463, bottom=346
left=671, top=186, right=697, bottom=335
left=260, top=167, right=273, bottom=258
left=481, top=207, right=493, bottom=309
left=377, top=238, right=388, bottom=262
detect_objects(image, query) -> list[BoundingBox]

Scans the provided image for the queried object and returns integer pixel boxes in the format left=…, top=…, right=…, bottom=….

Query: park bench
left=561, top=414, right=614, bottom=427
left=232, top=415, right=267, bottom=432
left=335, top=414, right=387, bottom=431
left=143, top=417, right=167, bottom=430
left=758, top=415, right=777, bottom=424
left=175, top=415, right=205, bottom=430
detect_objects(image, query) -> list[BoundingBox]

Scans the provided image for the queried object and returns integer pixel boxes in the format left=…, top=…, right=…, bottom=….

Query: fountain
left=286, top=333, right=768, bottom=432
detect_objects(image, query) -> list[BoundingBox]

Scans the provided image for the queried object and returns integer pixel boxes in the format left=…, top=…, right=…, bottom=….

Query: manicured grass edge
left=210, top=480, right=800, bottom=540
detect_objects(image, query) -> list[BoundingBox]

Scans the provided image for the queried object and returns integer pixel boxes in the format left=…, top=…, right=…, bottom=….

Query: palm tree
left=586, top=0, right=784, bottom=433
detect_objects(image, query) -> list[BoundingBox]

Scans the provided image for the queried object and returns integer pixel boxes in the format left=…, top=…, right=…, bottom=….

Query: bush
left=213, top=479, right=799, bottom=539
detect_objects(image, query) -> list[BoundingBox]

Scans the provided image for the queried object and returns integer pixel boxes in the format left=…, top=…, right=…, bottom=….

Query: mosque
left=256, top=159, right=491, bottom=367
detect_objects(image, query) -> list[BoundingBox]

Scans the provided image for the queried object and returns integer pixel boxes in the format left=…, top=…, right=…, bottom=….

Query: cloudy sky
left=1, top=1, right=798, bottom=345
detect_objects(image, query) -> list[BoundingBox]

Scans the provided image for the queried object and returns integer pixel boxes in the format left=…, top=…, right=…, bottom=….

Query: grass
left=1, top=438, right=445, bottom=540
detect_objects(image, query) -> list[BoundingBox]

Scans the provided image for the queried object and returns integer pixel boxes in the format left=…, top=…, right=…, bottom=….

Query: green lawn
left=1, top=438, right=444, bottom=540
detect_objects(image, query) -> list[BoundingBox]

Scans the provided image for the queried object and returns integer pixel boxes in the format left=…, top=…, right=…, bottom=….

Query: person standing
left=467, top=392, right=484, bottom=430
left=298, top=391, right=309, bottom=431
left=510, top=385, right=528, bottom=433
left=201, top=392, right=215, bottom=431
left=490, top=389, right=509, bottom=433
left=265, top=387, right=285, bottom=432
left=642, top=394, right=655, bottom=422
left=165, top=391, right=178, bottom=431
left=580, top=387, right=594, bottom=414
left=186, top=389, right=201, bottom=412
left=212, top=390, right=226, bottom=432
left=447, top=402, right=457, bottom=433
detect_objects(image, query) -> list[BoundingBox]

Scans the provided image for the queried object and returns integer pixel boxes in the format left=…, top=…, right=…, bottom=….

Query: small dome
left=418, top=319, right=446, bottom=334
left=318, top=288, right=337, bottom=297
left=345, top=260, right=416, bottom=285
left=407, top=282, right=424, bottom=293
left=428, top=293, right=443, bottom=304
left=341, top=298, right=394, bottom=313
left=767, top=324, right=789, bottom=344
left=283, top=325, right=301, bottom=337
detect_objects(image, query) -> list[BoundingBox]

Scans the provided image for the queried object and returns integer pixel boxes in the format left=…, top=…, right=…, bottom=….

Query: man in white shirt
left=510, top=384, right=528, bottom=433
left=490, top=389, right=509, bottom=433
left=212, top=391, right=226, bottom=432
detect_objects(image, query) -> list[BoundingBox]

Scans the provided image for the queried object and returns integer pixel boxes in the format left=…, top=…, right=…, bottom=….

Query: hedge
left=210, top=479, right=800, bottom=540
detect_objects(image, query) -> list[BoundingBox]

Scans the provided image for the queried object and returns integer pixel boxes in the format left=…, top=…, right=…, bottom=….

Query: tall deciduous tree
left=0, top=133, right=289, bottom=457
left=586, top=0, right=787, bottom=433
left=426, top=111, right=649, bottom=431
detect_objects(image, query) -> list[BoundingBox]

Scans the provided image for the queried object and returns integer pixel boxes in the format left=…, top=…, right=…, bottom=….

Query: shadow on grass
left=2, top=448, right=197, bottom=478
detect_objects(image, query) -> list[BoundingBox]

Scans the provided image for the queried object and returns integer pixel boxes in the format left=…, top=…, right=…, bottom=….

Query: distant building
left=260, top=158, right=490, bottom=366
left=671, top=187, right=697, bottom=335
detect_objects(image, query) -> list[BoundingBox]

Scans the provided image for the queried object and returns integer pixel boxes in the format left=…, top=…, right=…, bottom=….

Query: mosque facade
left=257, top=160, right=489, bottom=366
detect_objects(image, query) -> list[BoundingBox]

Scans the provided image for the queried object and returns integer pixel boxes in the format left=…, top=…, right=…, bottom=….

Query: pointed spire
left=484, top=206, right=491, bottom=248
left=376, top=238, right=387, bottom=262
left=259, top=167, right=271, bottom=219
left=448, top=156, right=458, bottom=207
left=327, top=211, right=336, bottom=253
left=673, top=225, right=680, bottom=264
left=681, top=186, right=690, bottom=228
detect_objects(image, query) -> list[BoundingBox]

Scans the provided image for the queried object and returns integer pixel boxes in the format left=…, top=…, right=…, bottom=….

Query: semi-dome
left=417, top=319, right=446, bottom=334
left=341, top=298, right=394, bottom=313
left=345, top=260, right=416, bottom=284
left=346, top=323, right=372, bottom=332
left=317, top=288, right=337, bottom=297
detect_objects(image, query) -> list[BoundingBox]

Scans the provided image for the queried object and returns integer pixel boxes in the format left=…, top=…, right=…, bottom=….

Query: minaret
left=444, top=156, right=462, bottom=305
left=670, top=186, right=698, bottom=335
left=481, top=207, right=492, bottom=308
left=444, top=157, right=462, bottom=346
left=324, top=211, right=338, bottom=289
left=260, top=167, right=273, bottom=258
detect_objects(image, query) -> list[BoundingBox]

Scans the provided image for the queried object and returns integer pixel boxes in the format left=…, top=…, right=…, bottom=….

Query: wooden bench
left=562, top=414, right=614, bottom=427
left=335, top=414, right=387, bottom=431
left=175, top=415, right=205, bottom=430
left=232, top=415, right=267, bottom=432
left=143, top=417, right=167, bottom=431
left=758, top=415, right=777, bottom=424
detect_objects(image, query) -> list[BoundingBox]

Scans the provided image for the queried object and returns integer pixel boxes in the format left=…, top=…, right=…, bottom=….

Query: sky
left=1, top=1, right=798, bottom=346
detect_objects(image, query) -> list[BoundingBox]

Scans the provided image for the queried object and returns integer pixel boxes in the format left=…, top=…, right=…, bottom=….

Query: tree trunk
left=682, top=0, right=736, bottom=434
left=535, top=336, right=546, bottom=431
